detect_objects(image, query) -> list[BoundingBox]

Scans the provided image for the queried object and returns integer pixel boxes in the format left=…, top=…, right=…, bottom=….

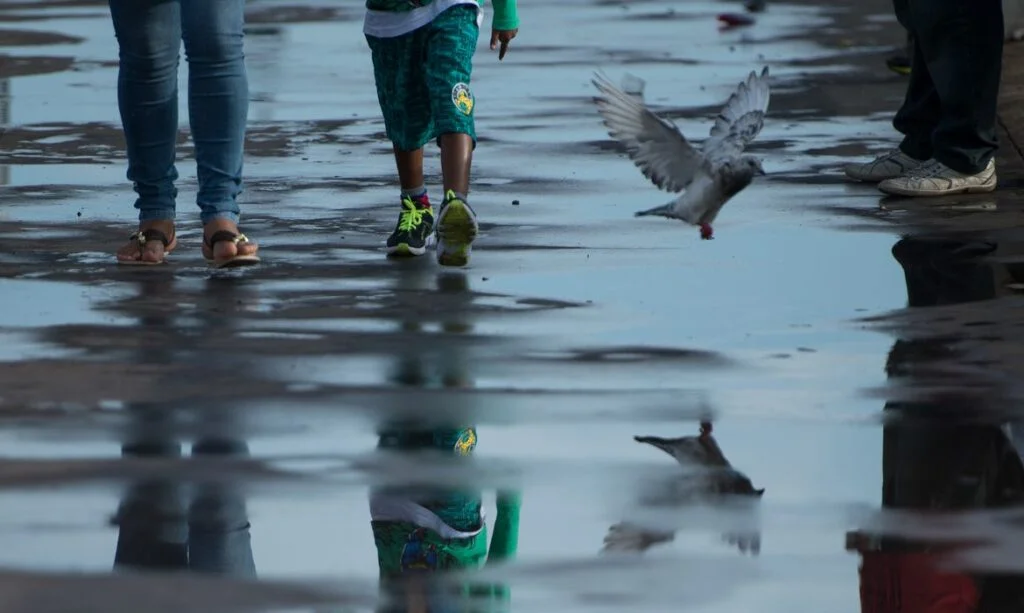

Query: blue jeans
left=108, top=0, right=249, bottom=226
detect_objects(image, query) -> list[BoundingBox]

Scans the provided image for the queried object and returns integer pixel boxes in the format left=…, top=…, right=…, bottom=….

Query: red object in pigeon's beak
left=717, top=12, right=755, bottom=29
left=699, top=223, right=714, bottom=240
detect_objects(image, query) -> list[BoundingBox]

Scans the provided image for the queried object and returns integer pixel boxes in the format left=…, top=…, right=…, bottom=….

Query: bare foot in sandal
left=202, top=219, right=260, bottom=269
left=116, top=220, right=177, bottom=265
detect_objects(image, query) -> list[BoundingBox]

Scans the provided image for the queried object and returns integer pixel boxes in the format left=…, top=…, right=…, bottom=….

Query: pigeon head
left=634, top=430, right=766, bottom=497
left=741, top=156, right=766, bottom=176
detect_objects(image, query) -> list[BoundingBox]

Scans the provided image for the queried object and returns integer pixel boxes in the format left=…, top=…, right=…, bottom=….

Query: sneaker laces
left=397, top=199, right=428, bottom=231
left=904, top=159, right=943, bottom=178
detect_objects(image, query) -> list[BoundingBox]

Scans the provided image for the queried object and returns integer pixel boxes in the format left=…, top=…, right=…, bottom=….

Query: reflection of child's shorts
left=372, top=520, right=487, bottom=576
left=366, top=5, right=480, bottom=152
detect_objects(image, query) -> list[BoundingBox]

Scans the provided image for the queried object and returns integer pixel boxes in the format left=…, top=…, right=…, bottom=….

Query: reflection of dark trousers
left=113, top=439, right=257, bottom=577
left=891, top=0, right=1004, bottom=174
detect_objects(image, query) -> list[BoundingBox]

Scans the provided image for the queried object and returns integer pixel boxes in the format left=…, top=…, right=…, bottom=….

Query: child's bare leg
left=435, top=132, right=477, bottom=267
left=439, top=133, right=472, bottom=196
left=422, top=4, right=480, bottom=266
left=366, top=25, right=433, bottom=258
left=394, top=145, right=425, bottom=191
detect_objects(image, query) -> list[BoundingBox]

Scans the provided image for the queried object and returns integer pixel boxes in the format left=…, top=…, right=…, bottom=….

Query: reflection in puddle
left=848, top=235, right=1024, bottom=609
left=603, top=421, right=763, bottom=556
left=5, top=0, right=1024, bottom=611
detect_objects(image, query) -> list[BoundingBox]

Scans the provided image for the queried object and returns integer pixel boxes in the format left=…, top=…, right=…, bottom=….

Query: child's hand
left=489, top=28, right=518, bottom=60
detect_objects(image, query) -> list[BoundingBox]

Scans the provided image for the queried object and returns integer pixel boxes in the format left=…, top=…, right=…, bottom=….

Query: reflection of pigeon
left=716, top=12, right=756, bottom=29
left=592, top=67, right=771, bottom=240
left=602, top=422, right=764, bottom=555
left=744, top=0, right=766, bottom=12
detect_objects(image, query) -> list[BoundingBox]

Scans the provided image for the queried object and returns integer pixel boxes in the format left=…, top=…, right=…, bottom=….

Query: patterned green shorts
left=366, top=5, right=480, bottom=152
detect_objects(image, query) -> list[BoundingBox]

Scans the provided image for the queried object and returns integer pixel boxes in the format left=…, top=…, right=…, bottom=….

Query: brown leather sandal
left=203, top=230, right=260, bottom=269
left=117, top=228, right=177, bottom=266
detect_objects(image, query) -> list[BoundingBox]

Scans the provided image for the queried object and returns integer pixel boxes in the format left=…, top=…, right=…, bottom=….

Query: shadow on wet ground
left=5, top=0, right=1024, bottom=611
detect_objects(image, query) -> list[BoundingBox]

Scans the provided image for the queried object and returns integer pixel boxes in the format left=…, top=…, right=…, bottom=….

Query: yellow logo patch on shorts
left=451, top=82, right=474, bottom=116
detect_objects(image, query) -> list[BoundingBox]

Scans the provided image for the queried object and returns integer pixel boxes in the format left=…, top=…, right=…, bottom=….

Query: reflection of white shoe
left=844, top=148, right=928, bottom=183
left=878, top=158, right=997, bottom=197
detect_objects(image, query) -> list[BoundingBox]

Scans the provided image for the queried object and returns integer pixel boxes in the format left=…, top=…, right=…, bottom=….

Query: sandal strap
left=129, top=228, right=172, bottom=247
left=205, top=230, right=250, bottom=248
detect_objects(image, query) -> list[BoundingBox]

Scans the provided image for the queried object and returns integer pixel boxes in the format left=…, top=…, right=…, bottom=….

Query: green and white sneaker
left=877, top=158, right=997, bottom=197
left=386, top=193, right=434, bottom=257
left=435, top=189, right=479, bottom=267
left=844, top=148, right=927, bottom=183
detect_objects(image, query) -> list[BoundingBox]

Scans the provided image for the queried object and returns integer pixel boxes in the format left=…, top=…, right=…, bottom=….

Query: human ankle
left=401, top=187, right=430, bottom=208
left=401, top=186, right=430, bottom=207
left=443, top=189, right=468, bottom=203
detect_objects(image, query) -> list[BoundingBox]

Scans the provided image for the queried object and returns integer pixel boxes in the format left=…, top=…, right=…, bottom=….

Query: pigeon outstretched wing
left=592, top=72, right=707, bottom=194
left=702, top=66, right=771, bottom=165
left=602, top=521, right=675, bottom=554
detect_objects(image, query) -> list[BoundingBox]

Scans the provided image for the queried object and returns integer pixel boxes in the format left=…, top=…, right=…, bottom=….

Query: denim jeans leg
left=108, top=0, right=181, bottom=223
left=180, top=0, right=249, bottom=226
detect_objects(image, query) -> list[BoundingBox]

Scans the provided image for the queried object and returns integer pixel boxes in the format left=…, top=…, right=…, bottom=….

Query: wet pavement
left=4, top=0, right=1024, bottom=611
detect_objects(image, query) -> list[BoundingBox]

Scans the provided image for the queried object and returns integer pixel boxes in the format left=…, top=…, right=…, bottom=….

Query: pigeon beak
left=757, top=166, right=766, bottom=176
left=634, top=435, right=677, bottom=458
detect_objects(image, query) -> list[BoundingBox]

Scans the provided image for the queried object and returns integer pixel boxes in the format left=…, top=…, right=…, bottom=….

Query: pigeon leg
left=635, top=203, right=674, bottom=218
left=699, top=223, right=714, bottom=240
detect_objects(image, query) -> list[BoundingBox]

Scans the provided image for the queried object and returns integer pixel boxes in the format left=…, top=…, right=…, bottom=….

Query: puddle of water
left=0, top=278, right=128, bottom=328
left=6, top=0, right=1024, bottom=612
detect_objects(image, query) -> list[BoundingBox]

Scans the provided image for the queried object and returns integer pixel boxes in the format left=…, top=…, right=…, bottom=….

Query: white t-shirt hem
left=369, top=493, right=485, bottom=540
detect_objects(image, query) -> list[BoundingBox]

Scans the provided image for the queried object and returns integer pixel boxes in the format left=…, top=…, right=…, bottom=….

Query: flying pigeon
left=592, top=67, right=771, bottom=240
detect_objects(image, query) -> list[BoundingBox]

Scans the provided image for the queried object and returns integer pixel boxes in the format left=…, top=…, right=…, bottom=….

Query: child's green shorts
left=365, top=5, right=480, bottom=152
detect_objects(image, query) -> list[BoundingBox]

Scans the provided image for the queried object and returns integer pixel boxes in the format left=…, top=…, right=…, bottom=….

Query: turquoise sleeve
left=476, top=490, right=521, bottom=604
left=490, top=0, right=519, bottom=30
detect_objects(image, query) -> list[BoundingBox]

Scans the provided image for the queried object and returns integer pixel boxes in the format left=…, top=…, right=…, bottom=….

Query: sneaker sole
left=386, top=243, right=428, bottom=257
left=877, top=177, right=998, bottom=197
left=844, top=172, right=906, bottom=184
left=436, top=202, right=478, bottom=267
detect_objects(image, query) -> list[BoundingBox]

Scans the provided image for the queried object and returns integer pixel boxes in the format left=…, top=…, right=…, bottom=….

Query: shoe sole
left=845, top=173, right=911, bottom=184
left=386, top=243, right=427, bottom=257
left=877, top=177, right=998, bottom=197
left=117, top=258, right=168, bottom=266
left=205, top=255, right=261, bottom=269
left=436, top=202, right=478, bottom=267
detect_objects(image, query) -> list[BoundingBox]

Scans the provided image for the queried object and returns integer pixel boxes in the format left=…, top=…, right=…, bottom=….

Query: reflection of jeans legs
left=890, top=236, right=997, bottom=307
left=188, top=438, right=257, bottom=578
left=114, top=441, right=189, bottom=571
left=107, top=0, right=249, bottom=225
left=113, top=438, right=256, bottom=577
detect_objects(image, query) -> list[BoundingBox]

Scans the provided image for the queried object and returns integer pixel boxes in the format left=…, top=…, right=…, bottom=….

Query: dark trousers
left=892, top=0, right=1004, bottom=174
